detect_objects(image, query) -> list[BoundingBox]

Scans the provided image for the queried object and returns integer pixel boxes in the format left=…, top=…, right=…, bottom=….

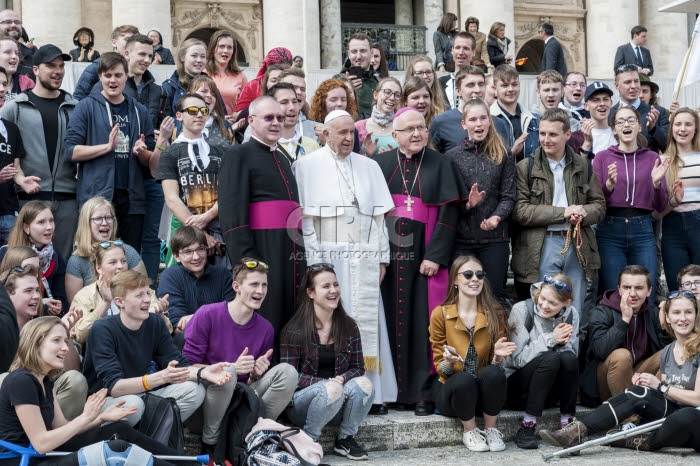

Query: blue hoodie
left=63, top=88, right=155, bottom=214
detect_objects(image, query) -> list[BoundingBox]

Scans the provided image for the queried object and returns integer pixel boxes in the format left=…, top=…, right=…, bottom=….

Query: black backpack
left=214, top=382, right=265, bottom=465
left=137, top=393, right=185, bottom=453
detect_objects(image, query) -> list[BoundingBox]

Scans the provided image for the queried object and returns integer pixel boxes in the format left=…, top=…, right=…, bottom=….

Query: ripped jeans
left=287, top=376, right=374, bottom=441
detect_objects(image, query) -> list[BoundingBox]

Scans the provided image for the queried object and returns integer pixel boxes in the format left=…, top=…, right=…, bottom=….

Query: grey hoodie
left=503, top=282, right=579, bottom=378
left=1, top=90, right=78, bottom=196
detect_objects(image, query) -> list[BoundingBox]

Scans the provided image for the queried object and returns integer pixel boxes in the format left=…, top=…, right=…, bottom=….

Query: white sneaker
left=483, top=427, right=506, bottom=452
left=463, top=428, right=489, bottom=452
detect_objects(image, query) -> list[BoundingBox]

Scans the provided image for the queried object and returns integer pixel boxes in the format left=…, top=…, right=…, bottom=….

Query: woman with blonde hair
left=162, top=38, right=206, bottom=116
left=65, top=197, right=145, bottom=303
left=0, top=201, right=66, bottom=315
left=660, top=107, right=700, bottom=291
left=204, top=29, right=248, bottom=118
left=355, top=77, right=401, bottom=156
left=429, top=255, right=513, bottom=452
left=486, top=22, right=512, bottom=68
left=0, top=245, right=39, bottom=277
left=400, top=76, right=442, bottom=128
left=404, top=55, right=447, bottom=111
left=445, top=98, right=515, bottom=302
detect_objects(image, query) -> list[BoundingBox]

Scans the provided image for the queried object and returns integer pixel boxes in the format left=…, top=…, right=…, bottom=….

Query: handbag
left=137, top=393, right=185, bottom=452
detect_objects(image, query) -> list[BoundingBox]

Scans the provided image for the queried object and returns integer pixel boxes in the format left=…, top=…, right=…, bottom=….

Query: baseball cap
left=33, top=44, right=71, bottom=66
left=584, top=82, right=613, bottom=102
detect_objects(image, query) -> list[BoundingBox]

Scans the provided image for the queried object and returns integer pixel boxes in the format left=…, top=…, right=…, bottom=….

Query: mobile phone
left=348, top=66, right=363, bottom=79
left=215, top=242, right=227, bottom=257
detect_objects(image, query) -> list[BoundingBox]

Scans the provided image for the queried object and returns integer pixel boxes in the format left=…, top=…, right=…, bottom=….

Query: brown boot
left=539, top=419, right=588, bottom=448
left=609, top=432, right=651, bottom=451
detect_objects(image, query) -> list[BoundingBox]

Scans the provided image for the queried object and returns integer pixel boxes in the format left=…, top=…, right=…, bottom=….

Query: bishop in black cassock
left=374, top=108, right=464, bottom=407
left=219, top=97, right=305, bottom=350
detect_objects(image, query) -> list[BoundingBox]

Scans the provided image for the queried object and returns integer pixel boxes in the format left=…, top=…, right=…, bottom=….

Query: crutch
left=542, top=417, right=666, bottom=461
left=0, top=439, right=210, bottom=466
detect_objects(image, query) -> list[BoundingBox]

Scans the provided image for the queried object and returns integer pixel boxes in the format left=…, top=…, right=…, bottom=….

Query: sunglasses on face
left=543, top=275, right=572, bottom=293
left=668, top=290, right=696, bottom=300
left=179, top=106, right=210, bottom=116
left=251, top=114, right=285, bottom=123
left=99, top=239, right=124, bottom=249
left=244, top=260, right=269, bottom=270
left=460, top=270, right=486, bottom=280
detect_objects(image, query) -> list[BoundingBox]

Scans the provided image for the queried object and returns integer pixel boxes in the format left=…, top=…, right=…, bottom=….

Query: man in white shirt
left=580, top=82, right=616, bottom=157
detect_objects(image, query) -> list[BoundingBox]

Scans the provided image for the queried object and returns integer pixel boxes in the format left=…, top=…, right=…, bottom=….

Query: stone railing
left=341, top=23, right=428, bottom=71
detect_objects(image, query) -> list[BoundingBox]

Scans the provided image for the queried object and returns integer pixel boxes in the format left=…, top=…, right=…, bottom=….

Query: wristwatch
left=658, top=381, right=670, bottom=395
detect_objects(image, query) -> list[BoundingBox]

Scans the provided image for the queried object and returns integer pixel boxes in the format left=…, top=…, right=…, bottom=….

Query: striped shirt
left=668, top=152, right=700, bottom=212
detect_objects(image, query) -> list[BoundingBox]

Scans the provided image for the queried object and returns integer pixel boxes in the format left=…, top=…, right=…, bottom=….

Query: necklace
left=396, top=148, right=426, bottom=212
left=334, top=154, right=360, bottom=209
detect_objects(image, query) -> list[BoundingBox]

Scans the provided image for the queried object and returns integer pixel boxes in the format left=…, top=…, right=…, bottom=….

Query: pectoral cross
left=404, top=196, right=414, bottom=212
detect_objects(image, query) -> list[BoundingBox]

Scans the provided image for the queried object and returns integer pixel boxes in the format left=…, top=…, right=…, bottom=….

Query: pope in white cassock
left=292, top=110, right=398, bottom=406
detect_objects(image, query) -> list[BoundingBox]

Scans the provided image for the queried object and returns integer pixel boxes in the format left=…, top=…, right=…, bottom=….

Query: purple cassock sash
left=386, top=194, right=449, bottom=318
left=249, top=201, right=302, bottom=230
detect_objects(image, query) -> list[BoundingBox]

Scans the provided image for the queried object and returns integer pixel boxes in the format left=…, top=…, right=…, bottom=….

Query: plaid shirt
left=280, top=321, right=365, bottom=390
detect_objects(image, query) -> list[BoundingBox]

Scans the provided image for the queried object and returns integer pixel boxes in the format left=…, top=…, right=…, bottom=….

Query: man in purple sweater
left=183, top=258, right=298, bottom=453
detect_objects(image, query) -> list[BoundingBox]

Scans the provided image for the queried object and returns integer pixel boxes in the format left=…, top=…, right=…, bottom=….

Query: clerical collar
left=329, top=147, right=351, bottom=161
left=251, top=135, right=278, bottom=152
left=399, top=148, right=424, bottom=160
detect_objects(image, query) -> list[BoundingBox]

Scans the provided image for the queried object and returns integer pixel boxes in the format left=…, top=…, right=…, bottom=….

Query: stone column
left=586, top=0, right=638, bottom=78
left=112, top=0, right=172, bottom=53
left=395, top=0, right=413, bottom=25
left=424, top=0, right=443, bottom=62
left=459, top=0, right=513, bottom=48
left=640, top=0, right=688, bottom=79
left=22, top=0, right=81, bottom=53
left=444, top=0, right=459, bottom=17
left=320, top=0, right=342, bottom=69
left=264, top=0, right=320, bottom=69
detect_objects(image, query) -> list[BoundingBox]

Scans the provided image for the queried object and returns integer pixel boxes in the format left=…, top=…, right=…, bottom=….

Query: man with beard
left=1, top=44, right=79, bottom=260
left=219, top=96, right=305, bottom=351
left=0, top=10, right=33, bottom=69
left=438, top=32, right=476, bottom=110
left=559, top=72, right=589, bottom=119
left=375, top=107, right=462, bottom=415
left=334, top=33, right=377, bottom=119
left=292, top=110, right=397, bottom=413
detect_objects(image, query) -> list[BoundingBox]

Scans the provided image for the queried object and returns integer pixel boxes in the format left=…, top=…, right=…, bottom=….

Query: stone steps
left=185, top=405, right=595, bottom=455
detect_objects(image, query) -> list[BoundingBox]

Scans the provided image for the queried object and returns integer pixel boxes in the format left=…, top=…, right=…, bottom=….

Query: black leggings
left=506, top=351, right=579, bottom=417
left=434, top=365, right=507, bottom=421
left=582, top=385, right=678, bottom=435
left=648, top=407, right=700, bottom=451
left=7, top=422, right=191, bottom=466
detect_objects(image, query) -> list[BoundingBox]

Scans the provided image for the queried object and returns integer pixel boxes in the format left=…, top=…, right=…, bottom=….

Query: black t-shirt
left=0, top=369, right=55, bottom=448
left=109, top=100, right=131, bottom=190
left=0, top=118, right=23, bottom=215
left=27, top=90, right=66, bottom=171
left=317, top=343, right=335, bottom=379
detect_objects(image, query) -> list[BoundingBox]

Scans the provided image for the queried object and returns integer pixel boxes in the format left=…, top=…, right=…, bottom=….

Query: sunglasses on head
left=99, top=239, right=124, bottom=249
left=2, top=265, right=26, bottom=286
left=615, top=64, right=639, bottom=74
left=460, top=270, right=485, bottom=280
left=668, top=290, right=696, bottom=300
left=244, top=260, right=269, bottom=270
left=543, top=275, right=572, bottom=293
left=308, top=263, right=335, bottom=271
left=179, top=106, right=210, bottom=116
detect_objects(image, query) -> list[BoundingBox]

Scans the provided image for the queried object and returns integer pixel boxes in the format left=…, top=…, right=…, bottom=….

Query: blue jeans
left=0, top=214, right=15, bottom=246
left=596, top=215, right=657, bottom=298
left=288, top=377, right=374, bottom=441
left=539, top=234, right=587, bottom=329
left=141, top=178, right=164, bottom=286
left=662, top=210, right=700, bottom=291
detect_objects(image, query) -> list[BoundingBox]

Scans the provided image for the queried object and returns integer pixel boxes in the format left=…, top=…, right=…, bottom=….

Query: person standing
left=292, top=110, right=397, bottom=413
left=219, top=96, right=305, bottom=348
left=614, top=26, right=653, bottom=76
left=433, top=13, right=458, bottom=73
left=375, top=107, right=462, bottom=414
left=438, top=32, right=476, bottom=110
left=2, top=44, right=77, bottom=261
left=334, top=33, right=378, bottom=119
left=539, top=22, right=567, bottom=78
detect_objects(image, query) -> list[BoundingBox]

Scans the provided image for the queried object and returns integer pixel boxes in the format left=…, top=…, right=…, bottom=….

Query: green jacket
left=334, top=64, right=378, bottom=120
left=511, top=146, right=606, bottom=283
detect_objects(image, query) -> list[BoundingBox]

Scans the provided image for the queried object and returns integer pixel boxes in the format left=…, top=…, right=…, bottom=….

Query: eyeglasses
left=668, top=290, right=696, bottom=300
left=244, top=260, right=269, bottom=270
left=179, top=246, right=208, bottom=259
left=615, top=64, right=639, bottom=74
left=394, top=126, right=428, bottom=134
left=543, top=275, right=572, bottom=292
left=251, top=114, right=285, bottom=123
left=2, top=265, right=25, bottom=286
left=0, top=20, right=21, bottom=25
left=380, top=89, right=402, bottom=100
left=681, top=280, right=700, bottom=290
left=460, top=270, right=486, bottom=280
left=90, top=215, right=115, bottom=225
left=615, top=117, right=639, bottom=126
left=565, top=83, right=586, bottom=89
left=99, top=239, right=124, bottom=249
left=179, top=106, right=210, bottom=116
left=412, top=70, right=433, bottom=77
left=308, top=262, right=335, bottom=271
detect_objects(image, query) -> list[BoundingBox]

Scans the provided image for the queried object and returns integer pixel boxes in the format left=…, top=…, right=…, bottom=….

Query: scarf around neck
left=371, top=105, right=394, bottom=128
left=496, top=37, right=508, bottom=54
left=33, top=242, right=54, bottom=275
left=174, top=133, right=211, bottom=171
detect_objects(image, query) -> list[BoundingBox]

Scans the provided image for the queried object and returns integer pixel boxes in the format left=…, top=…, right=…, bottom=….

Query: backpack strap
left=524, top=299, right=535, bottom=334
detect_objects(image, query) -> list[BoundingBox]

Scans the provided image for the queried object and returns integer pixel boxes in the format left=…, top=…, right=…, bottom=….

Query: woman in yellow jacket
left=429, top=255, right=515, bottom=452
